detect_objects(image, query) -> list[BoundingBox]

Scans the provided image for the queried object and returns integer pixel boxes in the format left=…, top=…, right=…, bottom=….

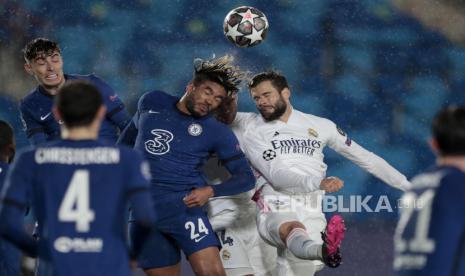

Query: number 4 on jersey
left=58, top=170, right=95, bottom=232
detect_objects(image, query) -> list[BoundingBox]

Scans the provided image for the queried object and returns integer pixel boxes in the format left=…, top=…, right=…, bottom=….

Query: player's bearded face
left=251, top=80, right=288, bottom=121
left=258, top=94, right=287, bottom=121
left=186, top=81, right=226, bottom=118
left=27, top=50, right=65, bottom=90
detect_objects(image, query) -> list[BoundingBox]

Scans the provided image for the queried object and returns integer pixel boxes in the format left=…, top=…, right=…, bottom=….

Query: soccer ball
left=223, top=6, right=269, bottom=48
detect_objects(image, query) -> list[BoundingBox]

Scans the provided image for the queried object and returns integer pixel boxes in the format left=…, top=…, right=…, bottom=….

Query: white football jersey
left=232, top=109, right=411, bottom=194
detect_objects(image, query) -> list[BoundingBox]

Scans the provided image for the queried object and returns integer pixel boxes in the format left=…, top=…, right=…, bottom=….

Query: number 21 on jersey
left=58, top=170, right=95, bottom=232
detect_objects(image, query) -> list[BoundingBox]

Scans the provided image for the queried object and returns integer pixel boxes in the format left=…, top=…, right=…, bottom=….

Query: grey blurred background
left=1, top=0, right=464, bottom=275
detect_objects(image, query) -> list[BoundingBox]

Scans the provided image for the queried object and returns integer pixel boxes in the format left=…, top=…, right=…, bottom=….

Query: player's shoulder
left=294, top=109, right=334, bottom=126
left=12, top=146, right=36, bottom=165
left=20, top=87, right=42, bottom=109
left=138, top=90, right=175, bottom=107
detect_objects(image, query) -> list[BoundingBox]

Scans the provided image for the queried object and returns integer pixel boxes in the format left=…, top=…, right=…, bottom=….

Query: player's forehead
left=196, top=80, right=227, bottom=97
left=30, top=49, right=61, bottom=62
left=250, top=80, right=279, bottom=96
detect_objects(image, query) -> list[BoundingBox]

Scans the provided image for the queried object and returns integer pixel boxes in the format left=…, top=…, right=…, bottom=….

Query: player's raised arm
left=0, top=152, right=38, bottom=257
left=326, top=121, right=411, bottom=191
left=88, top=74, right=132, bottom=131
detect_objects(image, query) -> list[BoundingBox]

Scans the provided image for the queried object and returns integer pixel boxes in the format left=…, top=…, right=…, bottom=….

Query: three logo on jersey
left=145, top=124, right=203, bottom=155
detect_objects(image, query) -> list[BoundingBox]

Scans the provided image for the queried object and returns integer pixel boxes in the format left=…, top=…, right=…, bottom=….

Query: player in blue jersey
left=118, top=55, right=255, bottom=276
left=0, top=81, right=155, bottom=276
left=20, top=37, right=131, bottom=145
left=0, top=120, right=21, bottom=275
left=394, top=106, right=465, bottom=276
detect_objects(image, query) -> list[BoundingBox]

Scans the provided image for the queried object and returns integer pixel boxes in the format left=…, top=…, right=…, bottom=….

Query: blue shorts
left=129, top=191, right=220, bottom=269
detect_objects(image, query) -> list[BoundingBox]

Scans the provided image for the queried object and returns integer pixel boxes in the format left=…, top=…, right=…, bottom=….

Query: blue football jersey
left=394, top=166, right=465, bottom=276
left=20, top=74, right=131, bottom=145
left=0, top=140, right=154, bottom=276
left=127, top=90, right=246, bottom=196
left=0, top=161, right=21, bottom=276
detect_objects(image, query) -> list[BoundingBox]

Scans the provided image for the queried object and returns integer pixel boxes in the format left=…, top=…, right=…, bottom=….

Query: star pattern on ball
left=245, top=26, right=264, bottom=45
left=238, top=8, right=260, bottom=24
left=226, top=23, right=243, bottom=42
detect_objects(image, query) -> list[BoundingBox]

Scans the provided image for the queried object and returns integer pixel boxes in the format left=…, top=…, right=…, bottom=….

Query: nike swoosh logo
left=40, top=112, right=52, bottom=121
left=148, top=110, right=160, bottom=114
left=194, top=235, right=207, bottom=243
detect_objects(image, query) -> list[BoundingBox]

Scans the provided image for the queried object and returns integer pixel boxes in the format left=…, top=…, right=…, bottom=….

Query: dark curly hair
left=193, top=55, right=246, bottom=96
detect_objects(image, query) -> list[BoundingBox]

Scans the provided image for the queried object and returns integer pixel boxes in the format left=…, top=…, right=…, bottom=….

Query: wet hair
left=248, top=70, right=289, bottom=93
left=193, top=55, right=246, bottom=96
left=23, top=37, right=61, bottom=62
left=432, top=105, right=465, bottom=156
left=55, top=81, right=103, bottom=128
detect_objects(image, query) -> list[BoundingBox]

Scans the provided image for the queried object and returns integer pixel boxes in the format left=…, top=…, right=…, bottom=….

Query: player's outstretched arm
left=327, top=123, right=411, bottom=191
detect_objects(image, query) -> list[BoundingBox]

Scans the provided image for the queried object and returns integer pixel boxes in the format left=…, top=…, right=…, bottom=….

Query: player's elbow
left=240, top=169, right=256, bottom=192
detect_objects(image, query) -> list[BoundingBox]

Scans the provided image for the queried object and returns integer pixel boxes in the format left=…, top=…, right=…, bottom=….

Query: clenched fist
left=320, top=176, right=344, bottom=193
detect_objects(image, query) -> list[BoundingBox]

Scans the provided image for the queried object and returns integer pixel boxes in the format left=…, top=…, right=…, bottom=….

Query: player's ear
left=186, top=82, right=195, bottom=94
left=429, top=138, right=440, bottom=156
left=97, top=105, right=106, bottom=121
left=281, top=87, right=291, bottom=100
left=24, top=62, right=33, bottom=76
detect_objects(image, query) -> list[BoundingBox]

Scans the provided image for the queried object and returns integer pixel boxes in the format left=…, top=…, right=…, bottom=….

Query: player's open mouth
left=45, top=74, right=59, bottom=80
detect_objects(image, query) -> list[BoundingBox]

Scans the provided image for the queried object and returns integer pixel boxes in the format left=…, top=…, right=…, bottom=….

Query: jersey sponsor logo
left=270, top=138, right=322, bottom=156
left=54, top=236, right=103, bottom=253
left=145, top=129, right=174, bottom=155
left=262, top=149, right=276, bottom=161
left=188, top=123, right=202, bottom=136
left=40, top=112, right=52, bottom=121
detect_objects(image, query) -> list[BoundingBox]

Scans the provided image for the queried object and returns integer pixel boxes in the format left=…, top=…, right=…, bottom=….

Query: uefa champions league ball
left=223, top=6, right=269, bottom=48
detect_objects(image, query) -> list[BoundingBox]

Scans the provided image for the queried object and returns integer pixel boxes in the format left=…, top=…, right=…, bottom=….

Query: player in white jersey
left=227, top=70, right=412, bottom=276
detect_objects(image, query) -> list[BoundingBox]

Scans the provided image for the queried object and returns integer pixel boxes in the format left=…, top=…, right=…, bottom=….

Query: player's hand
left=320, top=176, right=344, bottom=193
left=214, top=93, right=238, bottom=124
left=183, top=186, right=215, bottom=207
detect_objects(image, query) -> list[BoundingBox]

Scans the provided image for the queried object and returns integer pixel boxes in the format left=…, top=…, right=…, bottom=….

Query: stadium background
left=0, top=0, right=463, bottom=275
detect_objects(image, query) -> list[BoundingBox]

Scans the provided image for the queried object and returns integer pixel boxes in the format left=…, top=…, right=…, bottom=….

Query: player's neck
left=176, top=97, right=191, bottom=115
left=437, top=156, right=465, bottom=172
left=61, top=127, right=98, bottom=141
left=41, top=79, right=66, bottom=96
left=279, top=105, right=293, bottom=123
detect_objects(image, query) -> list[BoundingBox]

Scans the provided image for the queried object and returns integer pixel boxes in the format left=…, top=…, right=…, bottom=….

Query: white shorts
left=255, top=186, right=327, bottom=276
left=218, top=213, right=276, bottom=276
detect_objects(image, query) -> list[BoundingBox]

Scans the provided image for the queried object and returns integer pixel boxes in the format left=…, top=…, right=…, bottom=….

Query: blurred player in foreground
left=394, top=106, right=465, bottom=276
left=20, top=37, right=131, bottom=145
left=222, top=70, right=411, bottom=276
left=0, top=81, right=155, bottom=276
left=118, top=55, right=255, bottom=276
left=0, top=120, right=21, bottom=275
